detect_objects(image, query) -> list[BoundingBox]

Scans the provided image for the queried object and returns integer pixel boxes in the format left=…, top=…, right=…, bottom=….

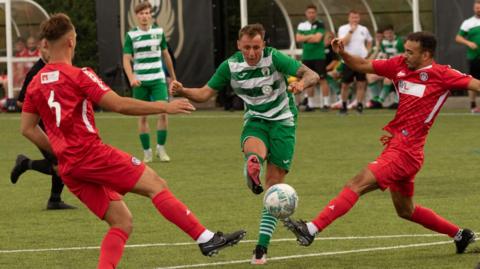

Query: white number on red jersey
left=47, top=90, right=61, bottom=127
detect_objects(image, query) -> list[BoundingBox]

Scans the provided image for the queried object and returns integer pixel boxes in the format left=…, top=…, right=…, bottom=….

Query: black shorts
left=469, top=59, right=480, bottom=79
left=303, top=59, right=327, bottom=79
left=341, top=64, right=366, bottom=83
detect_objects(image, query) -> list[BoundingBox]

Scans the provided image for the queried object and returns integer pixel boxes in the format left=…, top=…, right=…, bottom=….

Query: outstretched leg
left=285, top=167, right=379, bottom=246
left=131, top=166, right=245, bottom=256
left=391, top=191, right=476, bottom=253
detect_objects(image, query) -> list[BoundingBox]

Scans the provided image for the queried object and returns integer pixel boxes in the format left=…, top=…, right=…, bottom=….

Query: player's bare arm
left=99, top=90, right=195, bottom=115
left=307, top=32, right=323, bottom=43
left=455, top=34, right=478, bottom=50
left=332, top=38, right=375, bottom=74
left=162, top=49, right=177, bottom=81
left=21, top=112, right=54, bottom=154
left=289, top=64, right=320, bottom=94
left=341, top=24, right=357, bottom=45
left=170, top=81, right=216, bottom=103
left=295, top=32, right=322, bottom=43
left=122, top=53, right=141, bottom=87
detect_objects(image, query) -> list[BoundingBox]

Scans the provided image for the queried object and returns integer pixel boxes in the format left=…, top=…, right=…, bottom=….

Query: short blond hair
left=238, top=23, right=265, bottom=40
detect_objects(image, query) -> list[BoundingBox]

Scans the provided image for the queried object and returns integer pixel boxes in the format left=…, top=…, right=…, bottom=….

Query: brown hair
left=406, top=31, right=437, bottom=56
left=348, top=9, right=360, bottom=15
left=238, top=23, right=265, bottom=40
left=306, top=4, right=317, bottom=11
left=40, top=13, right=74, bottom=42
left=135, top=1, right=152, bottom=14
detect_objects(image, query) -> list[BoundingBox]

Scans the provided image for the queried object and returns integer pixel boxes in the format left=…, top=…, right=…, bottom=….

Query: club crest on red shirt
left=419, top=72, right=428, bottom=81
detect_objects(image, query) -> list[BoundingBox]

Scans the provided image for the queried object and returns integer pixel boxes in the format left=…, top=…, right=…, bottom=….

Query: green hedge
left=35, top=0, right=98, bottom=71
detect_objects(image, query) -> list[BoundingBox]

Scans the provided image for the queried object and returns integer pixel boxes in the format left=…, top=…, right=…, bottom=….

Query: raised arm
left=332, top=38, right=375, bottom=74
left=98, top=90, right=195, bottom=115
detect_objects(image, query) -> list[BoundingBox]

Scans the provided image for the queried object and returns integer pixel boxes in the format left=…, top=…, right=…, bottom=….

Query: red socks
left=410, top=205, right=459, bottom=237
left=97, top=228, right=129, bottom=269
left=312, top=187, right=359, bottom=231
left=152, top=189, right=206, bottom=240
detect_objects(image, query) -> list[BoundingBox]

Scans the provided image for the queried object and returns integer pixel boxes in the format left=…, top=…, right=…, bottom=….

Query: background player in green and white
left=170, top=24, right=319, bottom=265
left=374, top=25, right=404, bottom=108
left=123, top=1, right=176, bottom=162
left=456, top=0, right=480, bottom=114
left=296, top=4, right=331, bottom=111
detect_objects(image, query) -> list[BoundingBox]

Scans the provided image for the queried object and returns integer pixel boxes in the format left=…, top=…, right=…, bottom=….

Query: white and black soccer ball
left=263, top=183, right=298, bottom=219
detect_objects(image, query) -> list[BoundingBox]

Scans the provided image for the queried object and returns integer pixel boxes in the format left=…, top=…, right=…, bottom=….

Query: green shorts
left=133, top=81, right=168, bottom=102
left=240, top=117, right=296, bottom=171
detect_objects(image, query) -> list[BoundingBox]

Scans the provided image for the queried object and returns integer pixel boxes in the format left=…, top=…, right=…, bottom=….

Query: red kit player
left=20, top=13, right=245, bottom=269
left=285, top=32, right=479, bottom=254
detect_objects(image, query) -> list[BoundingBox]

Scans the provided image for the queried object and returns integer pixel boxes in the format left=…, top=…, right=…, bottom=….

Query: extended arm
left=98, top=90, right=194, bottom=115
left=332, top=38, right=375, bottom=74
left=170, top=83, right=217, bottom=103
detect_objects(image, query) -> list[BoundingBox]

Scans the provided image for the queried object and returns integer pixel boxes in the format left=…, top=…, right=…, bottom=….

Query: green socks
left=157, top=130, right=167, bottom=146
left=257, top=207, right=278, bottom=248
left=139, top=133, right=150, bottom=150
left=140, top=130, right=167, bottom=150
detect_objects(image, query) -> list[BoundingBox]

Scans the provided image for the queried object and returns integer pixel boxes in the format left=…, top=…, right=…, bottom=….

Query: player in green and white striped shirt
left=170, top=24, right=319, bottom=265
left=123, top=1, right=176, bottom=162
left=376, top=25, right=404, bottom=107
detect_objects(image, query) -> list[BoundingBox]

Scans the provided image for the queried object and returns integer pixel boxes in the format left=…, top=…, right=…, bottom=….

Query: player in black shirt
left=11, top=42, right=75, bottom=210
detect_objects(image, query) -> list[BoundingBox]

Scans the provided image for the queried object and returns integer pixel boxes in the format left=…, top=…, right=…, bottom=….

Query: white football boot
left=143, top=148, right=153, bottom=163
left=156, top=145, right=171, bottom=162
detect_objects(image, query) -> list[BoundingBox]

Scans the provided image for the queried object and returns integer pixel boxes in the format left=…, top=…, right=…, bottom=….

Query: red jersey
left=372, top=56, right=472, bottom=148
left=22, top=63, right=110, bottom=174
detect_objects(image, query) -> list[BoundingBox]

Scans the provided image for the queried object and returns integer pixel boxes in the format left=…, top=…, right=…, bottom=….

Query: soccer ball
left=263, top=183, right=298, bottom=219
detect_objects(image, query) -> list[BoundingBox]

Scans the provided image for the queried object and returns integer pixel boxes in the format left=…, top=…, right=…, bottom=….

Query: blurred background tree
left=35, top=0, right=98, bottom=70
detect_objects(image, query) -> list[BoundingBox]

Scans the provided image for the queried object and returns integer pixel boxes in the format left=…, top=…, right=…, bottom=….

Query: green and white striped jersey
left=123, top=25, right=167, bottom=84
left=297, top=20, right=326, bottom=60
left=458, top=16, right=480, bottom=60
left=207, top=47, right=301, bottom=123
left=380, top=37, right=404, bottom=58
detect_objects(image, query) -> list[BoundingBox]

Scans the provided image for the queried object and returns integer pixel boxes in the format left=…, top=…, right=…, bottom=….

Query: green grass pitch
left=0, top=110, right=479, bottom=268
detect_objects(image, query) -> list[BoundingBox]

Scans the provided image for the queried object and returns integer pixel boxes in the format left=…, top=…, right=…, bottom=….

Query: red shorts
left=60, top=144, right=145, bottom=219
left=368, top=135, right=424, bottom=197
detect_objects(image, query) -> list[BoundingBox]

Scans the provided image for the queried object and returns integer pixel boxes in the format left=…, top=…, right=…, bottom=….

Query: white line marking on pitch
left=153, top=240, right=452, bottom=269
left=0, top=234, right=444, bottom=254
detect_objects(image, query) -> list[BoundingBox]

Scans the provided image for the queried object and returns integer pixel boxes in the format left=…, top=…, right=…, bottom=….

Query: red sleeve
left=443, top=67, right=472, bottom=90
left=22, top=84, right=38, bottom=114
left=372, top=56, right=403, bottom=80
left=78, top=67, right=111, bottom=103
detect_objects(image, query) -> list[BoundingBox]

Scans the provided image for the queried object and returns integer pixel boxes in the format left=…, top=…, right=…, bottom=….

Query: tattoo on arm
left=296, top=64, right=320, bottom=88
